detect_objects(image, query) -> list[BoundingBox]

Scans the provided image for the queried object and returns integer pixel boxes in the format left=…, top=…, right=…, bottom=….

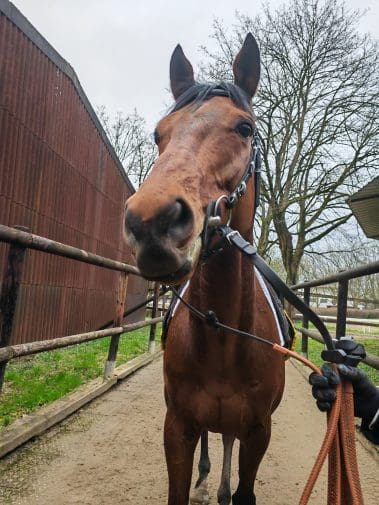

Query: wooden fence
left=1, top=222, right=378, bottom=393
left=0, top=224, right=163, bottom=392
left=292, top=261, right=379, bottom=371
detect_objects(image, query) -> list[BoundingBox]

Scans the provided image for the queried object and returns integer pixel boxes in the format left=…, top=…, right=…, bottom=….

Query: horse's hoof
left=190, top=497, right=210, bottom=505
left=232, top=492, right=256, bottom=505
left=190, top=480, right=210, bottom=505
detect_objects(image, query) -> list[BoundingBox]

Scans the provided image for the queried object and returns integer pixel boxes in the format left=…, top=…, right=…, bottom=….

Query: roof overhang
left=347, top=176, right=379, bottom=240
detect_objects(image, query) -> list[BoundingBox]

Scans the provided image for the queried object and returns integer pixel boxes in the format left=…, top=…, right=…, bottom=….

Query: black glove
left=309, top=363, right=340, bottom=412
left=309, top=361, right=379, bottom=445
left=337, top=364, right=379, bottom=444
left=309, top=337, right=366, bottom=412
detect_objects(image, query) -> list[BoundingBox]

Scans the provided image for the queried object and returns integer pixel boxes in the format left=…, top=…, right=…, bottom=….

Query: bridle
left=200, top=92, right=262, bottom=258
left=170, top=88, right=335, bottom=352
left=225, top=129, right=261, bottom=211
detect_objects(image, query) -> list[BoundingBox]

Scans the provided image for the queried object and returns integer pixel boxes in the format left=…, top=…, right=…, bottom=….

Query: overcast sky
left=12, top=0, right=379, bottom=130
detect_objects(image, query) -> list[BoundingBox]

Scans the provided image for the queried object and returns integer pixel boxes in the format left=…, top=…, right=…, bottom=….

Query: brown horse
left=124, top=33, right=285, bottom=505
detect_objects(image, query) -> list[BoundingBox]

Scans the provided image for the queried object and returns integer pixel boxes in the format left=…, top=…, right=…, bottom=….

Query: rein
left=218, top=225, right=336, bottom=350
left=171, top=285, right=287, bottom=351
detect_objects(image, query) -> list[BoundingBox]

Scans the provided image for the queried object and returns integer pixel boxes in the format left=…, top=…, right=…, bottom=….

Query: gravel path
left=0, top=358, right=378, bottom=505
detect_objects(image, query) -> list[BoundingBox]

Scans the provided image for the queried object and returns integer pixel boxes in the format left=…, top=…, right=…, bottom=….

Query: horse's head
left=124, top=34, right=260, bottom=284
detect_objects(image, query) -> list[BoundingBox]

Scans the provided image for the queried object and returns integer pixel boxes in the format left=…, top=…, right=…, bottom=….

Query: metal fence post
left=336, top=278, right=349, bottom=339
left=103, top=271, right=129, bottom=379
left=149, top=282, right=160, bottom=353
left=301, top=286, right=310, bottom=357
left=0, top=227, right=28, bottom=392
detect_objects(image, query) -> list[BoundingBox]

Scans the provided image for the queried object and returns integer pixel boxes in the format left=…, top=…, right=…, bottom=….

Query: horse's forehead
left=159, top=98, right=248, bottom=131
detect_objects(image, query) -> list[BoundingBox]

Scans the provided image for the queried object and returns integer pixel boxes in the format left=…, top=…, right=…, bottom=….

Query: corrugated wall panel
left=0, top=2, right=148, bottom=345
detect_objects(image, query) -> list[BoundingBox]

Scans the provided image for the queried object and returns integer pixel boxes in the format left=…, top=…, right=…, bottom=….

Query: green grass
left=0, top=326, right=159, bottom=429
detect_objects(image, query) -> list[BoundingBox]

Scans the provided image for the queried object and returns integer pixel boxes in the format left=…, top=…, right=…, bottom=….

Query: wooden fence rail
left=0, top=317, right=163, bottom=364
left=0, top=224, right=139, bottom=274
left=1, top=224, right=377, bottom=394
left=293, top=314, right=379, bottom=327
left=0, top=224, right=162, bottom=393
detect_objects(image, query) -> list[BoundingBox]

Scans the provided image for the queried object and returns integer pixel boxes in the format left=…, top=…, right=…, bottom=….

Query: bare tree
left=97, top=106, right=156, bottom=187
left=201, top=0, right=379, bottom=284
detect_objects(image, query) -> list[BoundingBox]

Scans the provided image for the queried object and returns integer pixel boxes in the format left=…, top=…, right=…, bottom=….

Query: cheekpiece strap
left=226, top=131, right=261, bottom=209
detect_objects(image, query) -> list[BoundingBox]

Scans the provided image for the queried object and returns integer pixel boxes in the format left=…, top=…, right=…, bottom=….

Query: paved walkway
left=0, top=358, right=378, bottom=505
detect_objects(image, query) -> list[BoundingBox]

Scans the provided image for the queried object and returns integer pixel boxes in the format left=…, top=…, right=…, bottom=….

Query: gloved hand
left=309, top=337, right=367, bottom=412
left=309, top=353, right=379, bottom=445
left=309, top=363, right=340, bottom=412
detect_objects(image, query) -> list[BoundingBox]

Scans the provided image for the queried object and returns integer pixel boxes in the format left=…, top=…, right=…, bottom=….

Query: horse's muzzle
left=132, top=239, right=193, bottom=282
left=124, top=198, right=196, bottom=283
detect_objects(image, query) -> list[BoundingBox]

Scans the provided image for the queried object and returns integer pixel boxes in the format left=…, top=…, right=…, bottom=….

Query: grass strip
left=1, top=320, right=376, bottom=430
left=0, top=326, right=160, bottom=429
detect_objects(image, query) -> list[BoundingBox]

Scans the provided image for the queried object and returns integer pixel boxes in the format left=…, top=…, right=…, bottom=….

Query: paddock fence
left=0, top=224, right=164, bottom=392
left=292, top=261, right=379, bottom=371
left=2, top=222, right=378, bottom=384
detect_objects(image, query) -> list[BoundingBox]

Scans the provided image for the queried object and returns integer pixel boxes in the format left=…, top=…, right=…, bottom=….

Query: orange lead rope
left=273, top=345, right=364, bottom=505
left=332, top=380, right=364, bottom=505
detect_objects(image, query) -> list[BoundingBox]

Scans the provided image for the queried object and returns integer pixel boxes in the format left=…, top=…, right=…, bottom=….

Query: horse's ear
left=170, top=44, right=195, bottom=100
left=233, top=33, right=260, bottom=99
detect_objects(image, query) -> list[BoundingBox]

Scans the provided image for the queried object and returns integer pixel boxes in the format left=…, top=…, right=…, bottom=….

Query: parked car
left=319, top=298, right=334, bottom=308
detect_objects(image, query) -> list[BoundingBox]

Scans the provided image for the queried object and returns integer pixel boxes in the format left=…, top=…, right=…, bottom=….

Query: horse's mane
left=170, top=82, right=252, bottom=115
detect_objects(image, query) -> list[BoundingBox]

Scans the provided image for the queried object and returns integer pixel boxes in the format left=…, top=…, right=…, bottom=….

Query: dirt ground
left=0, top=358, right=378, bottom=505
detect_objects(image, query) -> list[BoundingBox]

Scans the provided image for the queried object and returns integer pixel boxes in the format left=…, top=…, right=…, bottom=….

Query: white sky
left=12, top=0, right=379, bottom=130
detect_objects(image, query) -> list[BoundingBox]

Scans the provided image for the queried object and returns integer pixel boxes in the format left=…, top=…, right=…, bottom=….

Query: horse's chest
left=164, top=320, right=285, bottom=434
left=167, top=374, right=275, bottom=435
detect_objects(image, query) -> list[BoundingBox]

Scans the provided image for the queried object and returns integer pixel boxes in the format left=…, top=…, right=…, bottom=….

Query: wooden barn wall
left=0, top=1, right=147, bottom=345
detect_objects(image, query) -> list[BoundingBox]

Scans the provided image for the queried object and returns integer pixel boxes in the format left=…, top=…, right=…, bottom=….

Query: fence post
left=0, top=227, right=28, bottom=393
left=336, top=278, right=349, bottom=339
left=103, top=271, right=129, bottom=379
left=149, top=282, right=160, bottom=353
left=301, top=286, right=310, bottom=357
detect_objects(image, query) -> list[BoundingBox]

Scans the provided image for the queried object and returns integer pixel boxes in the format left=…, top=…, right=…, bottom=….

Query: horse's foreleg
left=217, top=434, right=235, bottom=505
left=164, top=409, right=200, bottom=505
left=195, top=431, right=211, bottom=487
left=190, top=431, right=211, bottom=505
left=232, top=420, right=271, bottom=505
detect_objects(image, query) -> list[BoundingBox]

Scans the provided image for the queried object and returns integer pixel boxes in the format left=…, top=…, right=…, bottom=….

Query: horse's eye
left=235, top=122, right=254, bottom=139
left=154, top=129, right=160, bottom=145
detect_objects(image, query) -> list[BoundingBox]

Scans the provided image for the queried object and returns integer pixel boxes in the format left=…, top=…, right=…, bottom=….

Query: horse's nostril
left=165, top=200, right=183, bottom=223
left=173, top=199, right=192, bottom=227
left=166, top=199, right=194, bottom=242
left=124, top=208, right=144, bottom=240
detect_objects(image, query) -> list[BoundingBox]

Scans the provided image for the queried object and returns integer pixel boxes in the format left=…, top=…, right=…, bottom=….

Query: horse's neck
left=189, top=244, right=255, bottom=329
